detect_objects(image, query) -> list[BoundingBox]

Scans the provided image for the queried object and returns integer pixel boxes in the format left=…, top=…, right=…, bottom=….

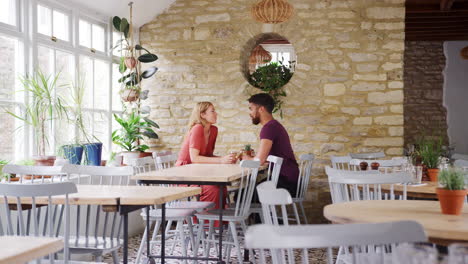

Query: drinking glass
left=448, top=243, right=468, bottom=264
left=394, top=243, right=438, bottom=264
left=414, top=166, right=423, bottom=184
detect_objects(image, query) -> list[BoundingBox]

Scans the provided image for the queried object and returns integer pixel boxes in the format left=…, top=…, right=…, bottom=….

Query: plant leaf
left=142, top=130, right=158, bottom=139
left=141, top=67, right=158, bottom=79
left=143, top=117, right=159, bottom=128
left=119, top=57, right=127, bottom=73
left=138, top=54, right=158, bottom=63
left=120, top=18, right=129, bottom=33
left=112, top=16, right=121, bottom=31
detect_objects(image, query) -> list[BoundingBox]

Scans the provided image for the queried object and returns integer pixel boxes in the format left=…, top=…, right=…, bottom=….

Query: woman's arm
left=190, top=148, right=233, bottom=164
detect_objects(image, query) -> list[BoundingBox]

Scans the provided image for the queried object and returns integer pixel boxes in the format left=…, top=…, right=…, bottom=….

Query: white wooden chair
left=330, top=155, right=352, bottom=170
left=349, top=152, right=385, bottom=160
left=129, top=156, right=155, bottom=174
left=245, top=221, right=427, bottom=264
left=61, top=164, right=134, bottom=263
left=454, top=159, right=468, bottom=171
left=452, top=153, right=468, bottom=161
left=0, top=182, right=78, bottom=264
left=249, top=155, right=284, bottom=222
left=292, top=154, right=314, bottom=224
left=2, top=164, right=66, bottom=183
left=195, top=160, right=260, bottom=264
left=349, top=159, right=406, bottom=173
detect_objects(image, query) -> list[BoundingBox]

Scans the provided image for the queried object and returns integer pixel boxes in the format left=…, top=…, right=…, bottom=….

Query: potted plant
left=417, top=137, right=444, bottom=182
left=248, top=60, right=294, bottom=117
left=244, top=144, right=253, bottom=157
left=6, top=70, right=69, bottom=166
left=112, top=111, right=159, bottom=165
left=436, top=168, right=467, bottom=215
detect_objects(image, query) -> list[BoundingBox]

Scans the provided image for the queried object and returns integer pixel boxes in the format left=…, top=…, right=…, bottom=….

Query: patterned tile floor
left=102, top=231, right=330, bottom=264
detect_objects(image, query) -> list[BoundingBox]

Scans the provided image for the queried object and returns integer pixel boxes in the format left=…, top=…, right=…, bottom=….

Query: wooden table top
left=0, top=236, right=63, bottom=264
left=324, top=200, right=468, bottom=245
left=3, top=185, right=201, bottom=206
left=132, top=163, right=255, bottom=183
left=381, top=181, right=440, bottom=199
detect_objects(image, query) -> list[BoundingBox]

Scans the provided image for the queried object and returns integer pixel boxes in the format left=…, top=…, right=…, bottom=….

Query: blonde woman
left=175, top=102, right=234, bottom=210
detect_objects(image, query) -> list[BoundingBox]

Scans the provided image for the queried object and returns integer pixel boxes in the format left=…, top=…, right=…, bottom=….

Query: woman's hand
left=220, top=154, right=235, bottom=164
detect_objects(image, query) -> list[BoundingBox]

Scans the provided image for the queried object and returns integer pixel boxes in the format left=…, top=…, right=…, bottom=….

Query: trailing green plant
left=112, top=111, right=159, bottom=152
left=438, top=168, right=466, bottom=190
left=417, top=137, right=444, bottom=169
left=6, top=70, right=69, bottom=157
left=248, top=61, right=294, bottom=116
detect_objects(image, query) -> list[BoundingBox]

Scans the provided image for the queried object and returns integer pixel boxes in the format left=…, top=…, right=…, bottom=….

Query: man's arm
left=254, top=138, right=273, bottom=164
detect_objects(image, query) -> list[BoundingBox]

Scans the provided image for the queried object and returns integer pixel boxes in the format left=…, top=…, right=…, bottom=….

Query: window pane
left=78, top=56, right=93, bottom=109
left=55, top=115, right=75, bottom=149
left=0, top=35, right=22, bottom=101
left=79, top=19, right=91, bottom=48
left=0, top=105, right=23, bottom=161
left=94, top=112, right=109, bottom=157
left=37, top=45, right=53, bottom=75
left=112, top=31, right=122, bottom=56
left=53, top=10, right=69, bottom=41
left=0, top=0, right=16, bottom=26
left=37, top=5, right=51, bottom=36
left=55, top=50, right=74, bottom=99
left=92, top=24, right=105, bottom=52
left=112, top=64, right=122, bottom=111
left=94, top=59, right=109, bottom=110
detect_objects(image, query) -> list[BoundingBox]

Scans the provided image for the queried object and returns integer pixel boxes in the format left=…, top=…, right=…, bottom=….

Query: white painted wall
left=443, top=41, right=468, bottom=155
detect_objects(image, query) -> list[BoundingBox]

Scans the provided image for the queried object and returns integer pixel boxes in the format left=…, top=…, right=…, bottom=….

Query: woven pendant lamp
left=251, top=0, right=294, bottom=24
left=249, top=45, right=272, bottom=72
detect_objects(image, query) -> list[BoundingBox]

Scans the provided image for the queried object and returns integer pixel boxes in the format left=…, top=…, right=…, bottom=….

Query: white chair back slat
left=266, top=155, right=284, bottom=185
left=296, top=154, right=314, bottom=199
left=245, top=221, right=428, bottom=264
left=2, top=164, right=66, bottom=183
left=155, top=154, right=178, bottom=170
left=452, top=153, right=468, bottom=161
left=130, top=156, right=154, bottom=174
left=330, top=155, right=351, bottom=170
left=349, top=152, right=385, bottom=160
left=234, top=160, right=260, bottom=217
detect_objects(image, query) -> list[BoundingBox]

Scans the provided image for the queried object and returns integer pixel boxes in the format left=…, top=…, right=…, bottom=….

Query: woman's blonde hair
left=187, top=102, right=214, bottom=130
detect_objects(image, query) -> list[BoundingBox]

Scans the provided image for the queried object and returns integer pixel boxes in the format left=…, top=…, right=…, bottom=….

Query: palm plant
left=7, top=70, right=68, bottom=157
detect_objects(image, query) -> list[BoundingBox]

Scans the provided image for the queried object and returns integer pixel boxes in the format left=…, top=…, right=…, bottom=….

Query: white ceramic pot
left=121, top=151, right=140, bottom=166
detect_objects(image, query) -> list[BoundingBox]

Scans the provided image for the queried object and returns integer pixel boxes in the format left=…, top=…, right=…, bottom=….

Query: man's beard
left=251, top=115, right=260, bottom=125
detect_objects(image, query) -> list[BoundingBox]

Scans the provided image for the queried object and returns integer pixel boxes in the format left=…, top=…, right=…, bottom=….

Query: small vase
left=371, top=162, right=380, bottom=170
left=121, top=89, right=139, bottom=102
left=359, top=161, right=368, bottom=171
left=436, top=188, right=467, bottom=215
left=125, top=57, right=137, bottom=69
left=427, top=168, right=439, bottom=182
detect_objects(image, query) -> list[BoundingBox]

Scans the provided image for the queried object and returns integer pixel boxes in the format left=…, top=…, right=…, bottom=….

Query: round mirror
left=243, top=34, right=296, bottom=114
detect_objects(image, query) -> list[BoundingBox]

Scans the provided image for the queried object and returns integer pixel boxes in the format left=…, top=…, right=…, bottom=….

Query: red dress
left=176, top=124, right=227, bottom=210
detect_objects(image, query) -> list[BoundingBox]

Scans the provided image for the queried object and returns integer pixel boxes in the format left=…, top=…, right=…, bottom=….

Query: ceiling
left=68, top=0, right=175, bottom=28
left=406, top=0, right=468, bottom=41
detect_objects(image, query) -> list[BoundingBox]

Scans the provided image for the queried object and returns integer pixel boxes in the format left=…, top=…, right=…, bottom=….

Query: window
left=261, top=44, right=296, bottom=70
left=0, top=0, right=17, bottom=27
left=37, top=3, right=71, bottom=43
left=79, top=18, right=106, bottom=53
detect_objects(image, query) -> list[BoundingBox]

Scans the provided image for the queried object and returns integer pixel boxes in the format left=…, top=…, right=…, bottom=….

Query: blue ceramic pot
left=62, top=145, right=84, bottom=165
left=83, top=143, right=103, bottom=166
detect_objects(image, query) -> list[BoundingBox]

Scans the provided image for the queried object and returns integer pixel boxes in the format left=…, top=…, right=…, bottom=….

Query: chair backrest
left=349, top=152, right=385, bottom=160
left=256, top=181, right=295, bottom=225
left=452, top=153, right=468, bottom=161
left=349, top=158, right=406, bottom=172
left=330, top=155, right=351, bottom=170
left=0, top=182, right=77, bottom=263
left=233, top=160, right=260, bottom=217
left=61, top=164, right=134, bottom=251
left=245, top=221, right=427, bottom=264
left=130, top=156, right=154, bottom=174
left=155, top=153, right=178, bottom=170
left=2, top=164, right=66, bottom=183
left=266, top=155, right=284, bottom=185
left=454, top=159, right=468, bottom=170
left=296, top=154, right=314, bottom=199
left=326, top=166, right=410, bottom=203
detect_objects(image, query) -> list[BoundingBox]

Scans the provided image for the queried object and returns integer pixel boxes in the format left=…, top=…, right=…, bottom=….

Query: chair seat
left=195, top=209, right=249, bottom=222
left=141, top=208, right=195, bottom=221
left=69, top=237, right=122, bottom=251
left=167, top=201, right=215, bottom=212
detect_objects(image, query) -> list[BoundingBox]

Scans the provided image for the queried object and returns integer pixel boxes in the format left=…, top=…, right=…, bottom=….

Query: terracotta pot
left=138, top=152, right=153, bottom=158
left=121, top=89, right=139, bottom=102
left=371, top=162, right=380, bottom=170
left=124, top=57, right=137, bottom=69
left=436, top=188, right=467, bottom=215
left=360, top=161, right=368, bottom=171
left=244, top=150, right=253, bottom=157
left=33, top=156, right=56, bottom=166
left=427, top=168, right=439, bottom=182
left=100, top=160, right=107, bottom=166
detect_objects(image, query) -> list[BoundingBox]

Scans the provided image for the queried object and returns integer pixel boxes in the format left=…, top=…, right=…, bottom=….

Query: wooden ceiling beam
left=440, top=0, right=456, bottom=11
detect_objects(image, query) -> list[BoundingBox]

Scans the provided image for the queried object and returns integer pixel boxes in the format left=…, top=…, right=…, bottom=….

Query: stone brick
left=366, top=7, right=404, bottom=19
left=353, top=74, right=387, bottom=81
left=324, top=83, right=346, bottom=96
left=388, top=81, right=403, bottom=89
left=374, top=115, right=404, bottom=125
left=320, top=143, right=344, bottom=154
left=386, top=147, right=403, bottom=155
left=368, top=91, right=403, bottom=104
left=350, top=82, right=385, bottom=91
left=353, top=117, right=373, bottom=125
left=356, top=63, right=379, bottom=73
left=388, top=127, right=404, bottom=136
left=364, top=137, right=403, bottom=146
left=390, top=105, right=403, bottom=113
left=195, top=13, right=230, bottom=24
left=382, top=62, right=402, bottom=71
left=341, top=107, right=360, bottom=115
left=348, top=53, right=378, bottom=62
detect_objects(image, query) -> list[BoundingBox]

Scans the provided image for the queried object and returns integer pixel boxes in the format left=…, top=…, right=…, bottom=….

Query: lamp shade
left=251, top=0, right=294, bottom=24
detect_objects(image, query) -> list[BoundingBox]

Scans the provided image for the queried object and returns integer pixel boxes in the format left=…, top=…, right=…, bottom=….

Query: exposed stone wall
left=139, top=0, right=406, bottom=178
left=403, top=41, right=448, bottom=146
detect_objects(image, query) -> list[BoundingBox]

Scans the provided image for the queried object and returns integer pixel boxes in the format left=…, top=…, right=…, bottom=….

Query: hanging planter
left=121, top=88, right=140, bottom=102
left=124, top=56, right=137, bottom=69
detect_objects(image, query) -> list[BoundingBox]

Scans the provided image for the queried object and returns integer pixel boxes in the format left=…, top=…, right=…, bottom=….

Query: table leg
left=123, top=213, right=128, bottom=264
left=218, top=184, right=225, bottom=264
left=161, top=203, right=166, bottom=264
left=146, top=206, right=154, bottom=264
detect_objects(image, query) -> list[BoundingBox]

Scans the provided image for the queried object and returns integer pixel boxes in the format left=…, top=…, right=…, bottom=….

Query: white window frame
left=35, top=0, right=73, bottom=47
left=77, top=15, right=109, bottom=57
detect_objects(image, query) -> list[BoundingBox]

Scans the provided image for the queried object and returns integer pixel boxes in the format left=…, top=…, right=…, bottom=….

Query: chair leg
left=240, top=220, right=256, bottom=264
left=186, top=217, right=196, bottom=253
left=299, top=201, right=308, bottom=224
left=111, top=250, right=119, bottom=264
left=135, top=221, right=150, bottom=264
left=292, top=203, right=301, bottom=224
left=177, top=220, right=188, bottom=264
left=229, top=222, right=242, bottom=264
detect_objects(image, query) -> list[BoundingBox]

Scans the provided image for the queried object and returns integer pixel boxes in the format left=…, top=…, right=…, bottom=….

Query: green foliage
left=244, top=144, right=252, bottom=151
left=417, top=137, right=444, bottom=169
left=6, top=70, right=69, bottom=156
left=112, top=112, right=159, bottom=152
left=248, top=61, right=293, bottom=116
left=439, top=168, right=466, bottom=190
left=17, top=159, right=35, bottom=166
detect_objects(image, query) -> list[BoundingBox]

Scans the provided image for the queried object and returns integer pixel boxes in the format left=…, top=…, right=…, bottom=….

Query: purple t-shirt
left=260, top=119, right=299, bottom=183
